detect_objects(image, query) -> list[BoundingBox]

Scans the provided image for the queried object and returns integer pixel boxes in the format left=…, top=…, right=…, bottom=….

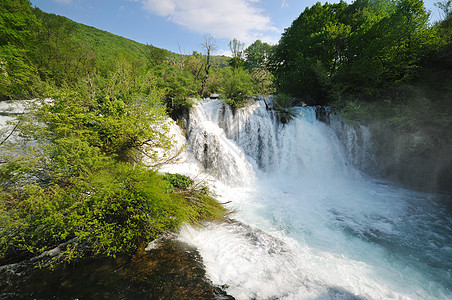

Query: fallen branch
left=0, top=119, right=20, bottom=146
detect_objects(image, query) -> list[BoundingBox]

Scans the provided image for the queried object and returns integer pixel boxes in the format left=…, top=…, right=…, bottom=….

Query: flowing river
left=164, top=99, right=452, bottom=299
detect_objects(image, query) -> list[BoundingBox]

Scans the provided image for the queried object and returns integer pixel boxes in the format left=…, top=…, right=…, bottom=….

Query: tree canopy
left=270, top=0, right=447, bottom=105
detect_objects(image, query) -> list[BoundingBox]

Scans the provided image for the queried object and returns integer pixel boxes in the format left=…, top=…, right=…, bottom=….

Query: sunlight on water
left=173, top=99, right=452, bottom=299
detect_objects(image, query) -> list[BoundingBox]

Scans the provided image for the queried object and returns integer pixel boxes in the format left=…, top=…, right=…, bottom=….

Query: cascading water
left=168, top=99, right=451, bottom=299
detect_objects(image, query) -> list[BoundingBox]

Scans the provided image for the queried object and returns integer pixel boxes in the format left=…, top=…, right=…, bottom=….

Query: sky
left=30, top=0, right=444, bottom=56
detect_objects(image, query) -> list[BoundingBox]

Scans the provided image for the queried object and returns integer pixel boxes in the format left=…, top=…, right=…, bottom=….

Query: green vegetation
left=0, top=0, right=230, bottom=267
left=0, top=0, right=266, bottom=110
left=272, top=93, right=297, bottom=124
left=0, top=68, right=227, bottom=265
left=270, top=0, right=452, bottom=108
left=0, top=0, right=38, bottom=98
left=2, top=0, right=451, bottom=265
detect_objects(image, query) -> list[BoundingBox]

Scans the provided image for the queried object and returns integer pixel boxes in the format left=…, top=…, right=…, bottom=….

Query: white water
left=167, top=99, right=452, bottom=300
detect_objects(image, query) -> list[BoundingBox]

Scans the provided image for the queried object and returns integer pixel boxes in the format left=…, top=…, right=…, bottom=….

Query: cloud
left=216, top=49, right=233, bottom=57
left=139, top=0, right=278, bottom=45
left=53, top=0, right=73, bottom=4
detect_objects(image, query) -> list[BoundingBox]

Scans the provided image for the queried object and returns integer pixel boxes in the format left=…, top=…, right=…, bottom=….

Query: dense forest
left=271, top=0, right=452, bottom=116
left=1, top=0, right=451, bottom=266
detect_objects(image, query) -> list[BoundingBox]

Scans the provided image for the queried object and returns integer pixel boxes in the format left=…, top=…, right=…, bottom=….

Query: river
left=168, top=99, right=452, bottom=299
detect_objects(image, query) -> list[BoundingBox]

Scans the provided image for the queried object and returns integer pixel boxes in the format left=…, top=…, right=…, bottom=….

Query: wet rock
left=0, top=239, right=233, bottom=299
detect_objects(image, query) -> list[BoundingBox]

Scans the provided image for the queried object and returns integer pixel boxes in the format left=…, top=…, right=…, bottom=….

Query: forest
left=1, top=0, right=451, bottom=267
left=271, top=0, right=452, bottom=123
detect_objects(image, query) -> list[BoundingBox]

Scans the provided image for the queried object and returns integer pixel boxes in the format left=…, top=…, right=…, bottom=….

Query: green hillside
left=32, top=8, right=229, bottom=72
left=31, top=7, right=170, bottom=70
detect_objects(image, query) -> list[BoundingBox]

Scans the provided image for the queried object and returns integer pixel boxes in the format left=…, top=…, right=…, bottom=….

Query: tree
left=200, top=35, right=217, bottom=97
left=185, top=51, right=205, bottom=80
left=152, top=63, right=198, bottom=118
left=217, top=67, right=255, bottom=108
left=144, top=44, right=167, bottom=67
left=270, top=0, right=437, bottom=103
left=228, top=38, right=245, bottom=68
left=251, top=68, right=274, bottom=109
left=244, top=40, right=273, bottom=69
left=271, top=1, right=348, bottom=103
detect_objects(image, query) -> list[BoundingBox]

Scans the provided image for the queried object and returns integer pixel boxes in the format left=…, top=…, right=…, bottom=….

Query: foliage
left=215, top=67, right=256, bottom=108
left=152, top=63, right=198, bottom=117
left=272, top=93, right=297, bottom=124
left=163, top=173, right=194, bottom=191
left=272, top=93, right=293, bottom=107
left=0, top=91, right=225, bottom=267
left=144, top=44, right=168, bottom=67
left=0, top=56, right=226, bottom=265
left=228, top=38, right=245, bottom=69
left=251, top=68, right=274, bottom=95
left=270, top=0, right=447, bottom=105
left=0, top=0, right=237, bottom=268
left=251, top=67, right=274, bottom=108
left=0, top=159, right=226, bottom=265
left=30, top=8, right=96, bottom=86
left=244, top=40, right=274, bottom=70
left=0, top=0, right=255, bottom=109
left=0, top=0, right=37, bottom=98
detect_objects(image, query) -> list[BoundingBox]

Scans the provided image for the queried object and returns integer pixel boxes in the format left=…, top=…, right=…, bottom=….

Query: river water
left=167, top=99, right=452, bottom=300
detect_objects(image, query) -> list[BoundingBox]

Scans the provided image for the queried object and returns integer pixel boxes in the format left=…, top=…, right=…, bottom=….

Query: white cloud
left=216, top=49, right=232, bottom=57
left=139, top=0, right=278, bottom=46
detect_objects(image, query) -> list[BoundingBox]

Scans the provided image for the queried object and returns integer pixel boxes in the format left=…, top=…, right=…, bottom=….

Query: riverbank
left=0, top=237, right=234, bottom=299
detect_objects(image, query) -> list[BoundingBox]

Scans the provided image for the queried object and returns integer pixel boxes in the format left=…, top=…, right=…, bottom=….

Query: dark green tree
left=271, top=0, right=438, bottom=104
left=144, top=44, right=168, bottom=67
left=244, top=40, right=273, bottom=69
left=271, top=1, right=348, bottom=104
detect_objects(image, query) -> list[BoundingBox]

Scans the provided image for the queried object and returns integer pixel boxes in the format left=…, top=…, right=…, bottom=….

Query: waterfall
left=186, top=99, right=359, bottom=181
left=169, top=99, right=452, bottom=300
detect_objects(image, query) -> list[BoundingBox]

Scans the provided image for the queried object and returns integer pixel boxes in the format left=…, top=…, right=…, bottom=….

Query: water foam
left=172, top=99, right=452, bottom=299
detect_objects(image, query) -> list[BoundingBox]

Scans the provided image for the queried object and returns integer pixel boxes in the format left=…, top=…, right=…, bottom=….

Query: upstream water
left=166, top=99, right=452, bottom=300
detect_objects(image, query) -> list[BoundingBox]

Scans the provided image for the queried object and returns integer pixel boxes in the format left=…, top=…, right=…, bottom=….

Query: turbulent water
left=165, top=99, right=452, bottom=300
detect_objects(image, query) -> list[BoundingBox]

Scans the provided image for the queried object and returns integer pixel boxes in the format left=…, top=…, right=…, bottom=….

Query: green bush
left=217, top=67, right=256, bottom=108
left=163, top=173, right=194, bottom=190
left=0, top=161, right=227, bottom=265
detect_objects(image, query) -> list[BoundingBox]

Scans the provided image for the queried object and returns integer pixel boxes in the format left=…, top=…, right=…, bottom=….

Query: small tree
left=200, top=35, right=217, bottom=97
left=229, top=38, right=245, bottom=68
left=218, top=67, right=255, bottom=108
left=251, top=68, right=274, bottom=109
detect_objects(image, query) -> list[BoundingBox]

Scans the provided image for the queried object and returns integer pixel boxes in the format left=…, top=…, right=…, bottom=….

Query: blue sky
left=30, top=0, right=443, bottom=56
